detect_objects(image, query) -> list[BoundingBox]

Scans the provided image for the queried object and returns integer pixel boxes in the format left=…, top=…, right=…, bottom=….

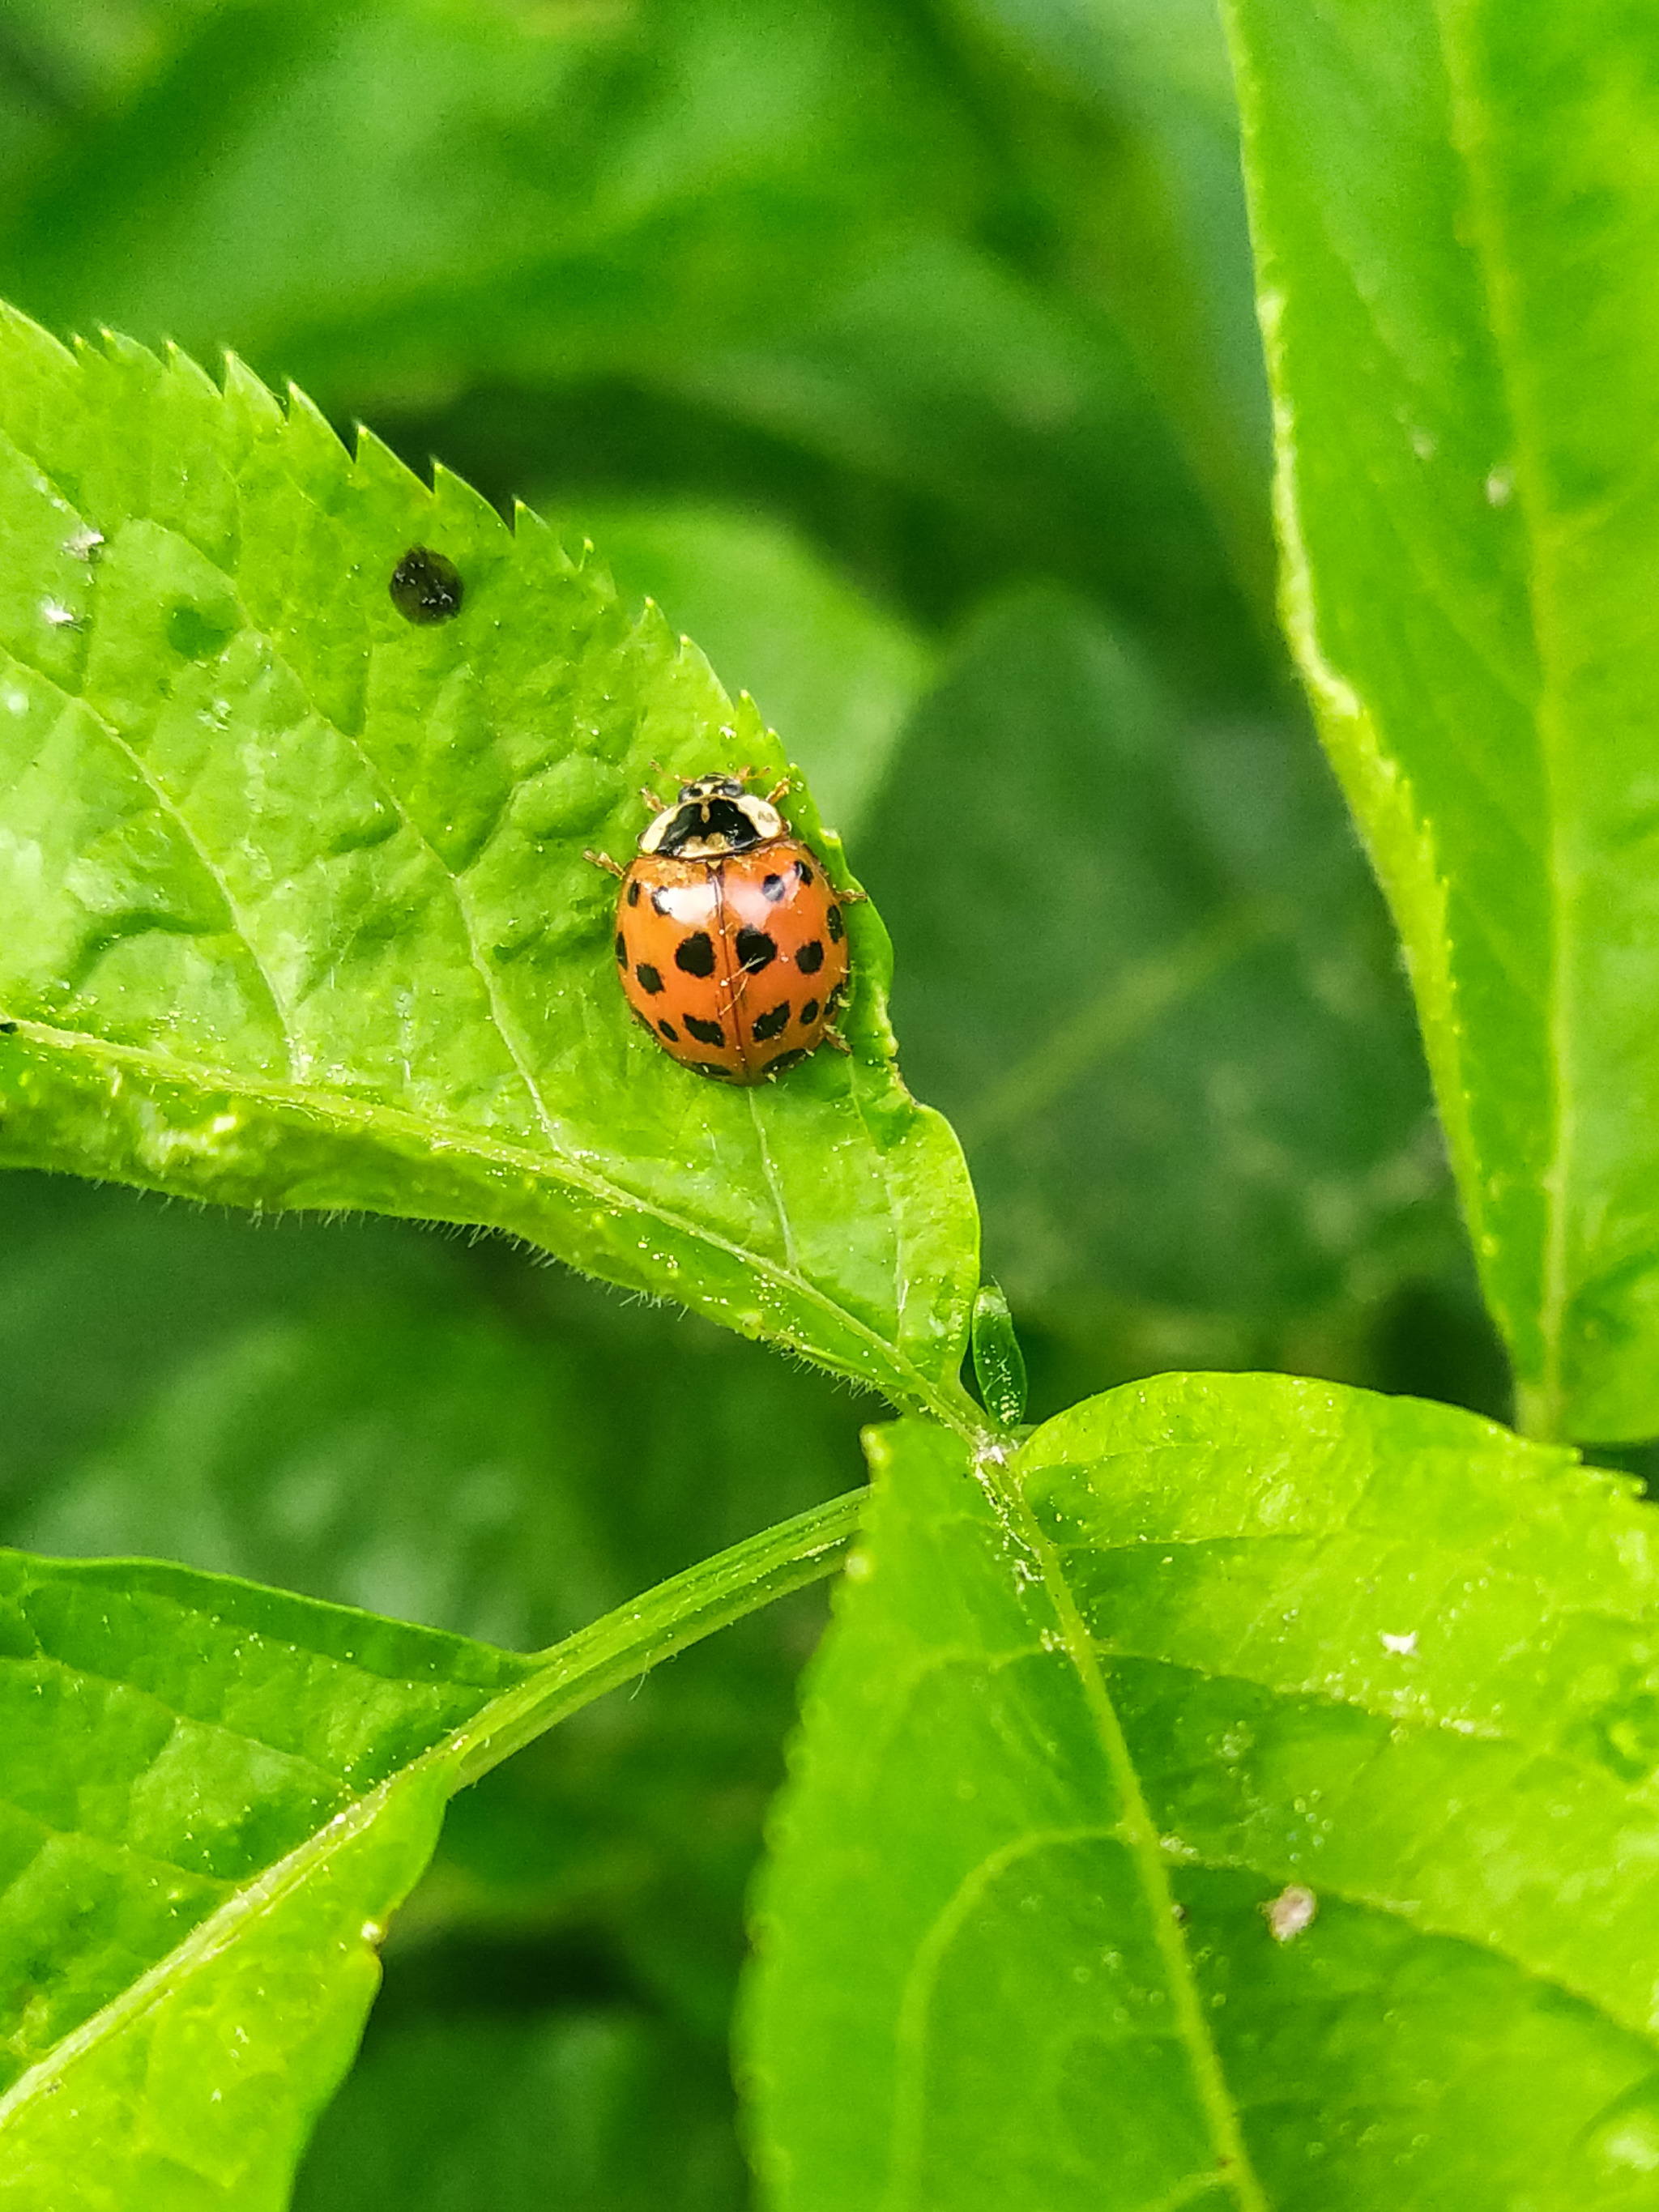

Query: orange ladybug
left=589, top=772, right=854, bottom=1083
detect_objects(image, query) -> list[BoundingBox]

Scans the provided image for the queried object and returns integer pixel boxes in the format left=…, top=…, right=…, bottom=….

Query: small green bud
left=971, top=1280, right=1027, bottom=1429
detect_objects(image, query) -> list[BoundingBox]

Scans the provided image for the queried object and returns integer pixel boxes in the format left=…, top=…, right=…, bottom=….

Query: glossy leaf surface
left=0, top=305, right=978, bottom=1412
left=0, top=1490, right=858, bottom=2206
left=745, top=1379, right=1659, bottom=2208
left=1226, top=0, right=1659, bottom=1438
left=0, top=1555, right=526, bottom=2209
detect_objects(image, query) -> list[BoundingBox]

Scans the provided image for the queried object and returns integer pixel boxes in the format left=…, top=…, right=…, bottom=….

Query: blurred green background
left=0, top=2, right=1507, bottom=2201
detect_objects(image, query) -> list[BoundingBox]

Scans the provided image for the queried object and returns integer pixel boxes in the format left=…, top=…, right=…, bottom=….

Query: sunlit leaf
left=0, top=1555, right=525, bottom=2209
left=0, top=1494, right=858, bottom=2207
left=1226, top=0, right=1659, bottom=1439
left=0, top=305, right=978, bottom=1412
left=745, top=1379, right=1659, bottom=2208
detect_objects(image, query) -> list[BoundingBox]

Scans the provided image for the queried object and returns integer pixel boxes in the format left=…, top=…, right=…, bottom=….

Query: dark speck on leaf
left=0, top=1021, right=15, bottom=1036
left=390, top=546, right=463, bottom=624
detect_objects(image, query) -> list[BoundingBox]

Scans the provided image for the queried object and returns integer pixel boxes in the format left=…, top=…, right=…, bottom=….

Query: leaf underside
left=0, top=304, right=979, bottom=1414
left=744, top=1377, right=1659, bottom=2210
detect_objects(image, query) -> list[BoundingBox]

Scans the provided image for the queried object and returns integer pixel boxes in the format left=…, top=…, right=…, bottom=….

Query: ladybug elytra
left=588, top=772, right=855, bottom=1084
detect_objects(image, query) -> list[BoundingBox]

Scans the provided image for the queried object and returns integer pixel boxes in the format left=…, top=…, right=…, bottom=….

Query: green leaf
left=1225, top=0, right=1659, bottom=1440
left=858, top=586, right=1461, bottom=1365
left=0, top=305, right=979, bottom=1413
left=744, top=1379, right=1659, bottom=2208
left=0, top=1168, right=868, bottom=2039
left=553, top=498, right=935, bottom=843
left=0, top=1496, right=859, bottom=2206
left=0, top=1555, right=527, bottom=2209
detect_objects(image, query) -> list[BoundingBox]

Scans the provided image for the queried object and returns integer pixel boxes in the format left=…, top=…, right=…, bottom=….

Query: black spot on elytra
left=676, top=931, right=716, bottom=978
left=658, top=1018, right=678, bottom=1041
left=826, top=904, right=844, bottom=942
left=635, top=962, right=665, bottom=995
left=685, top=1013, right=724, bottom=1046
left=800, top=998, right=820, bottom=1025
left=751, top=1003, right=791, bottom=1042
left=615, top=933, right=628, bottom=965
left=796, top=940, right=825, bottom=975
left=761, top=873, right=787, bottom=903
left=795, top=860, right=814, bottom=886
left=694, top=1062, right=734, bottom=1080
left=736, top=926, right=777, bottom=974
left=828, top=981, right=848, bottom=1014
left=765, top=1048, right=809, bottom=1077
left=626, top=880, right=641, bottom=907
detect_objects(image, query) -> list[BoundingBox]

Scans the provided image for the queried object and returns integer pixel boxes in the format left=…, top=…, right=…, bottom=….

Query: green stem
left=449, top=1486, right=868, bottom=1790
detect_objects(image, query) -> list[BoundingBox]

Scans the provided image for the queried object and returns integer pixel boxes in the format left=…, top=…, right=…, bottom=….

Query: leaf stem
left=447, top=1486, right=868, bottom=1790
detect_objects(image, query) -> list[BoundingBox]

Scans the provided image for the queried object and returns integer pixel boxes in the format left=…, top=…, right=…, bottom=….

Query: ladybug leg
left=583, top=848, right=625, bottom=878
left=765, top=776, right=791, bottom=804
left=640, top=785, right=667, bottom=813
left=836, top=884, right=869, bottom=904
left=821, top=1026, right=854, bottom=1057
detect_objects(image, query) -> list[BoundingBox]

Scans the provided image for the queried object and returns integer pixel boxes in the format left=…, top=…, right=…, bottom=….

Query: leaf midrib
left=2, top=1012, right=966, bottom=1424
left=0, top=1742, right=431, bottom=2137
left=985, top=1447, right=1270, bottom=2212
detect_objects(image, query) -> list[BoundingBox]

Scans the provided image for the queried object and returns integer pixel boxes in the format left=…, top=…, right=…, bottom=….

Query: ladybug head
left=639, top=770, right=785, bottom=859
left=676, top=774, right=747, bottom=803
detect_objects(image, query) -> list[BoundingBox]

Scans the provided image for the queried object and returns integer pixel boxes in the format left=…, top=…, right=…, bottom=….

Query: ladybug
left=587, top=771, right=857, bottom=1083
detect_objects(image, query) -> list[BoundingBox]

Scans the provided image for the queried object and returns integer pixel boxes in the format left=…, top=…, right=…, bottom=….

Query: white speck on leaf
left=41, top=599, right=77, bottom=627
left=1265, top=1884, right=1317, bottom=1942
left=1486, top=466, right=1514, bottom=506
left=1380, top=1630, right=1418, bottom=1656
left=63, top=526, right=103, bottom=559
